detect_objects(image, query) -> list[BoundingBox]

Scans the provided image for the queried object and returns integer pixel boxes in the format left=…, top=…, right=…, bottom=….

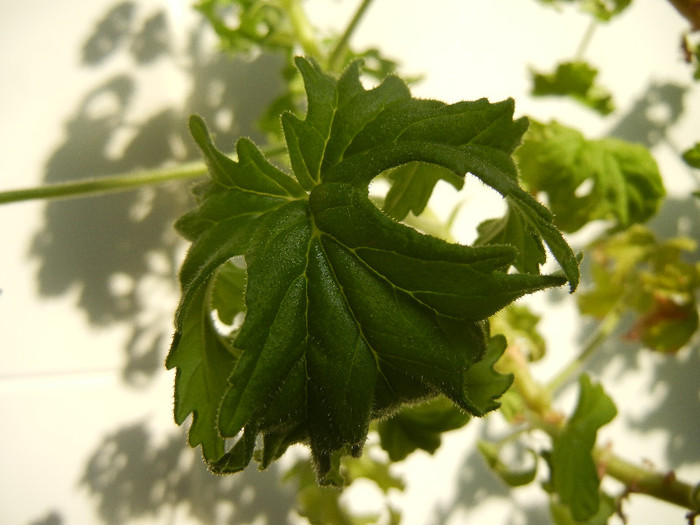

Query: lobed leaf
left=167, top=57, right=579, bottom=480
left=548, top=374, right=617, bottom=521
left=377, top=396, right=471, bottom=462
left=478, top=440, right=538, bottom=487
left=531, top=61, right=614, bottom=115
left=516, top=120, right=665, bottom=233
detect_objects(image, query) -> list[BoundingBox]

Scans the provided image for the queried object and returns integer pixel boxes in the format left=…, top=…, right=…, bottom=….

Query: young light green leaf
left=533, top=0, right=631, bottom=21
left=531, top=61, right=614, bottom=115
left=168, top=57, right=578, bottom=481
left=478, top=440, right=538, bottom=487
left=581, top=0, right=632, bottom=21
left=490, top=305, right=546, bottom=361
left=682, top=142, right=700, bottom=168
left=550, top=491, right=617, bottom=525
left=549, top=374, right=617, bottom=521
left=516, top=120, right=665, bottom=233
left=578, top=225, right=700, bottom=352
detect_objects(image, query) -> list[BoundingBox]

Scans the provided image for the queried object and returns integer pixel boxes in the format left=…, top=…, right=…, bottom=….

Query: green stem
left=575, top=18, right=598, bottom=60
left=529, top=409, right=700, bottom=512
left=595, top=448, right=700, bottom=512
left=545, top=303, right=624, bottom=394
left=282, top=0, right=322, bottom=59
left=327, top=0, right=376, bottom=72
left=0, top=161, right=207, bottom=205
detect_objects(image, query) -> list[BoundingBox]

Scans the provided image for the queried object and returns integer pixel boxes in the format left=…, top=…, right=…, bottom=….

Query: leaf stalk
left=545, top=302, right=624, bottom=394
left=328, top=0, right=376, bottom=72
left=0, top=161, right=207, bottom=205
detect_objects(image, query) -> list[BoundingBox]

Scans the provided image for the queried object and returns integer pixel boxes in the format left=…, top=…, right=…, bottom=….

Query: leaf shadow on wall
left=80, top=423, right=296, bottom=525
left=427, top=422, right=551, bottom=525
left=26, top=2, right=299, bottom=524
left=29, top=0, right=285, bottom=386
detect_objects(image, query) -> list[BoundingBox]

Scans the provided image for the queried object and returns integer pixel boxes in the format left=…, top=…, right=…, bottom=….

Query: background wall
left=1, top=1, right=698, bottom=524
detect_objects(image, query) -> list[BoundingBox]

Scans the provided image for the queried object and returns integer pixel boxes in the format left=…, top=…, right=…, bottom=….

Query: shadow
left=428, top=423, right=543, bottom=525
left=80, top=422, right=297, bottom=525
left=30, top=2, right=285, bottom=385
left=607, top=81, right=687, bottom=148
left=26, top=3, right=297, bottom=523
left=27, top=511, right=63, bottom=525
left=82, top=1, right=137, bottom=65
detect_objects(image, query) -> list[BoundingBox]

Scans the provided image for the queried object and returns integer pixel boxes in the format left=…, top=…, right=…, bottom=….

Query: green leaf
left=168, top=57, right=577, bottom=480
left=211, top=259, right=246, bottom=326
left=194, top=0, right=295, bottom=54
left=580, top=0, right=631, bottom=21
left=531, top=61, right=614, bottom=115
left=549, top=374, right=617, bottom=521
left=550, top=491, right=617, bottom=525
left=165, top=284, right=236, bottom=459
left=578, top=225, right=700, bottom=352
left=475, top=205, right=547, bottom=275
left=533, top=0, right=631, bottom=21
left=682, top=142, right=700, bottom=168
left=516, top=120, right=665, bottom=233
left=490, top=305, right=546, bottom=361
left=478, top=440, right=538, bottom=487
left=382, top=161, right=463, bottom=221
left=377, top=396, right=470, bottom=462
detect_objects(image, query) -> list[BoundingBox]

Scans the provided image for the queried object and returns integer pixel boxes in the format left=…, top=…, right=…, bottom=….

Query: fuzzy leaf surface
left=167, top=57, right=578, bottom=480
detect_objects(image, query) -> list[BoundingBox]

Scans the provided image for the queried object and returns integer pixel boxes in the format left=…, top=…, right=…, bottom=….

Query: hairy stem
left=0, top=161, right=206, bottom=205
left=327, top=0, right=376, bottom=72
left=595, top=447, right=700, bottom=512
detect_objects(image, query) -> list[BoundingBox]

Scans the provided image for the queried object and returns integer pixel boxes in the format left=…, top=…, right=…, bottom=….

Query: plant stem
left=545, top=303, right=624, bottom=394
left=283, top=0, right=322, bottom=59
left=575, top=18, right=598, bottom=59
left=327, top=0, right=376, bottom=72
left=0, top=161, right=207, bottom=205
left=595, top=447, right=700, bottom=512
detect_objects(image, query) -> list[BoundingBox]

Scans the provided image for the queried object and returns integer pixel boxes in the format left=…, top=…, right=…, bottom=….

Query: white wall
left=1, top=1, right=698, bottom=524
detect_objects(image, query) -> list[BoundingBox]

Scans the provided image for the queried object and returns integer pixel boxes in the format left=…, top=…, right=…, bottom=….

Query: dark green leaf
left=516, top=120, right=665, bottom=232
left=531, top=61, right=614, bottom=115
left=168, top=57, right=577, bottom=480
left=211, top=259, right=246, bottom=326
left=382, top=161, right=463, bottom=221
left=377, top=396, right=470, bottom=461
left=475, top=205, right=546, bottom=275
left=549, top=374, right=617, bottom=521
